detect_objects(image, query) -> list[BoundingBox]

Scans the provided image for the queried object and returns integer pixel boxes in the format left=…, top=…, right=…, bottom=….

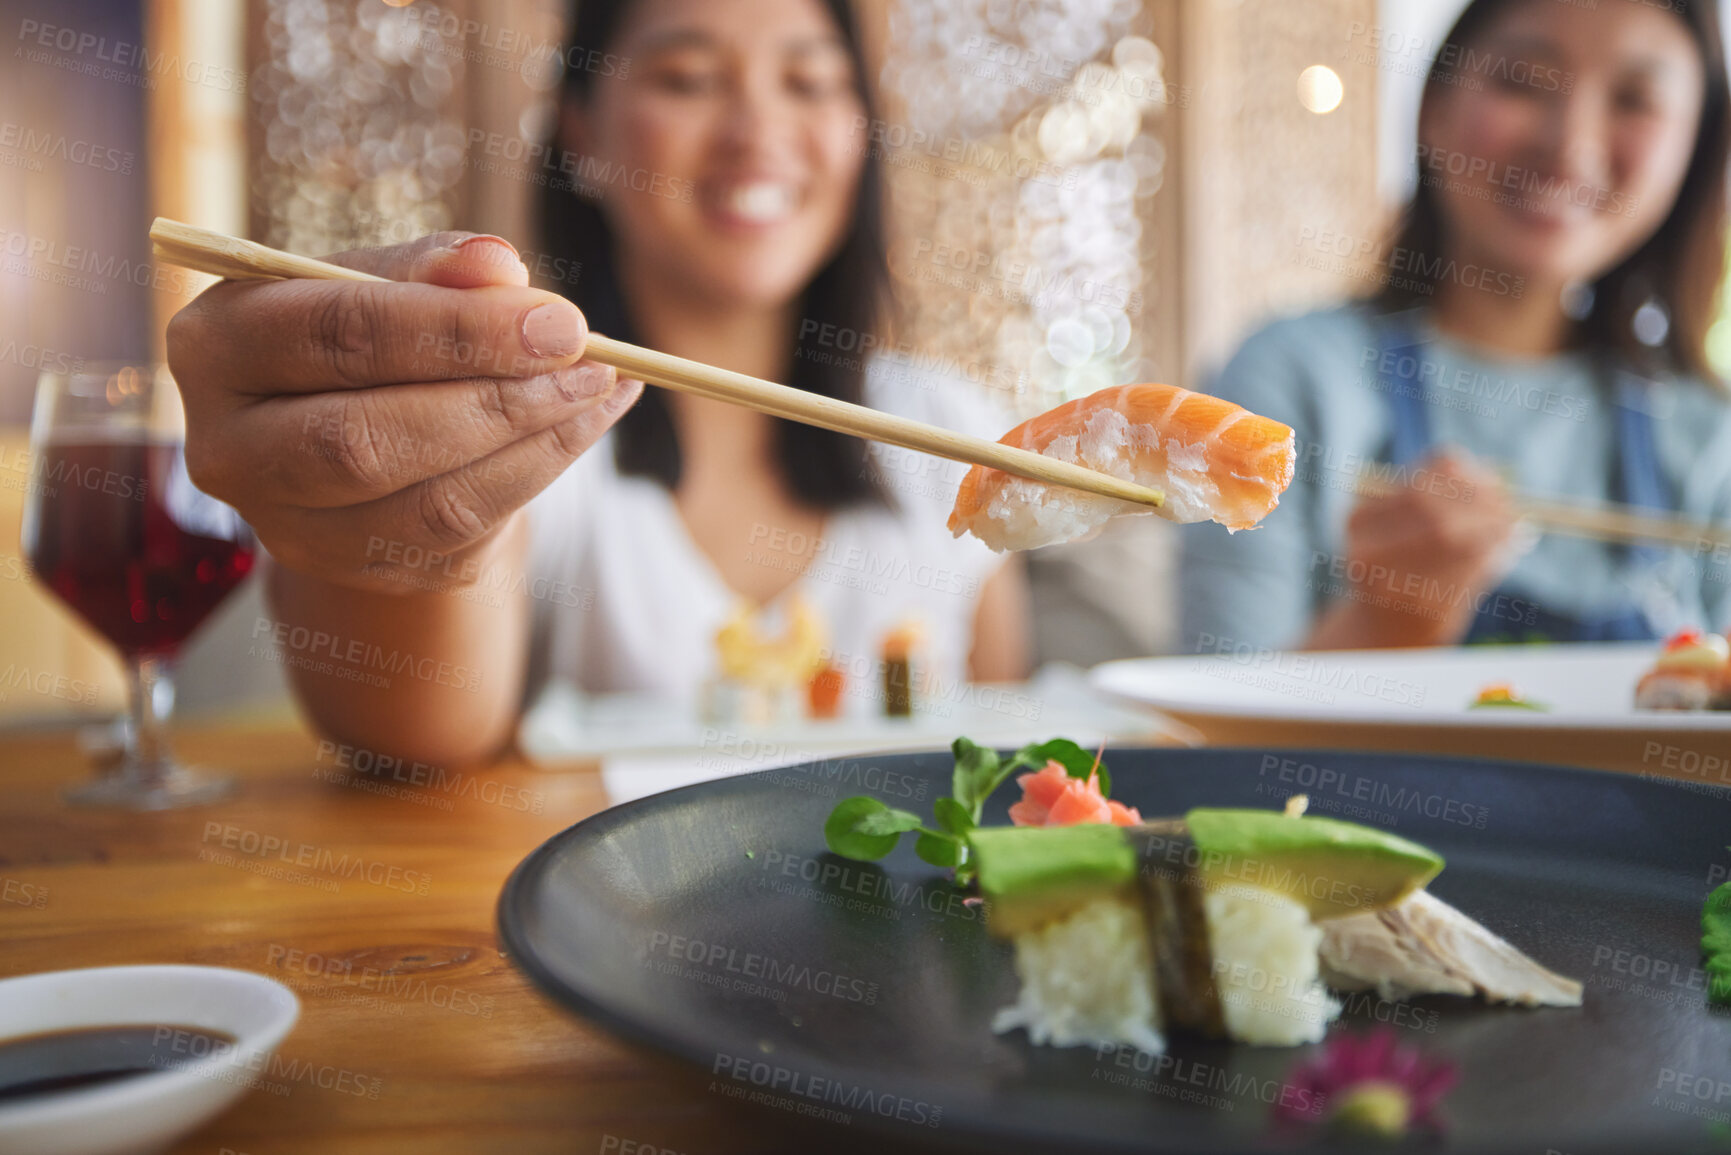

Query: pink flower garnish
left=1276, top=1029, right=1457, bottom=1138
left=1007, top=761, right=1141, bottom=828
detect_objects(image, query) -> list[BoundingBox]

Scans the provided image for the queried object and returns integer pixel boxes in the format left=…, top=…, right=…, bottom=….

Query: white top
left=523, top=362, right=1011, bottom=708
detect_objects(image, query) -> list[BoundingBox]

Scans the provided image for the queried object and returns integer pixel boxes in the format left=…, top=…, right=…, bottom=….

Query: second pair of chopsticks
left=148, top=218, right=1166, bottom=512
left=1357, top=475, right=1731, bottom=553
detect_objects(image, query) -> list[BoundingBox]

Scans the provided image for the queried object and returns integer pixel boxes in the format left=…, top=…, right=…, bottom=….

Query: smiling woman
left=1180, top=0, right=1731, bottom=657
left=518, top=0, right=1029, bottom=711
left=539, top=0, right=890, bottom=509
left=1386, top=0, right=1724, bottom=379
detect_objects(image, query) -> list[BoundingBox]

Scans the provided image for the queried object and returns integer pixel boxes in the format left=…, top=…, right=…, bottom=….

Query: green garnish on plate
left=1703, top=866, right=1731, bottom=1005
left=822, top=736, right=1109, bottom=880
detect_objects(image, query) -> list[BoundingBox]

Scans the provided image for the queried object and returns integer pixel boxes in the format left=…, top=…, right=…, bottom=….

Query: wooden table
left=7, top=711, right=1695, bottom=1153
left=0, top=719, right=889, bottom=1155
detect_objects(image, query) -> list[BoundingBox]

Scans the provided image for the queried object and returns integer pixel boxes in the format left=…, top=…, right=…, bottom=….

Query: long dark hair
left=537, top=0, right=890, bottom=508
left=1377, top=0, right=1730, bottom=381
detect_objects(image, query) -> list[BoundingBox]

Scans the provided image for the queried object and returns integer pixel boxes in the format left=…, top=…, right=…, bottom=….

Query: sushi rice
left=992, top=885, right=1337, bottom=1053
left=1206, top=885, right=1338, bottom=1045
left=975, top=408, right=1220, bottom=552
left=992, top=895, right=1167, bottom=1054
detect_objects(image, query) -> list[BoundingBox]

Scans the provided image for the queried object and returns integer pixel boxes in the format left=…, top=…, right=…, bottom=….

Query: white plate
left=0, top=965, right=299, bottom=1155
left=519, top=664, right=1171, bottom=762
left=520, top=665, right=1181, bottom=805
left=1089, top=640, right=1731, bottom=730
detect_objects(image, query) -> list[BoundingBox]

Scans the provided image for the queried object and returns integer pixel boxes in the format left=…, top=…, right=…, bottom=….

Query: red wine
left=24, top=440, right=254, bottom=658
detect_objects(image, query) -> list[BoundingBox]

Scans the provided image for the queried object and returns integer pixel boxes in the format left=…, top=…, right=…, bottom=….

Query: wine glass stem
left=126, top=655, right=176, bottom=785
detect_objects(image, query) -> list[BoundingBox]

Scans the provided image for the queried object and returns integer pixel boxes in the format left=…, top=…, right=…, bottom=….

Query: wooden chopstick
left=149, top=218, right=1167, bottom=512
left=1516, top=497, right=1731, bottom=553
left=1355, top=475, right=1731, bottom=553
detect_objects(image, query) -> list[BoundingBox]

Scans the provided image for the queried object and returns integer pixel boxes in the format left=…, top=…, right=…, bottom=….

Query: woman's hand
left=1306, top=451, right=1523, bottom=648
left=166, top=232, right=642, bottom=594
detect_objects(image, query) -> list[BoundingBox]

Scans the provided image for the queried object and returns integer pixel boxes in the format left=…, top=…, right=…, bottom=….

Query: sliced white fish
left=1318, top=889, right=1583, bottom=1007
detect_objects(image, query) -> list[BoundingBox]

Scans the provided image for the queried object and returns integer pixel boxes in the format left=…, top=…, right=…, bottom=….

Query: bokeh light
left=1297, top=64, right=1344, bottom=115
left=879, top=0, right=1168, bottom=414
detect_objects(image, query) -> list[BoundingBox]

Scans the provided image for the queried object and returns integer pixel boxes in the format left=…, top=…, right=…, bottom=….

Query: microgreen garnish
left=823, top=736, right=1113, bottom=878
left=1703, top=851, right=1731, bottom=1005
left=822, top=797, right=925, bottom=862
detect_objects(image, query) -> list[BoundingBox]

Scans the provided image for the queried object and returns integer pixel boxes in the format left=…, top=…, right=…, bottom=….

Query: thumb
left=320, top=231, right=531, bottom=290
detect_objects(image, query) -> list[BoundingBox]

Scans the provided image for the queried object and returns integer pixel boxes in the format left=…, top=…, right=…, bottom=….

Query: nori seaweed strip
left=1129, top=827, right=1226, bottom=1038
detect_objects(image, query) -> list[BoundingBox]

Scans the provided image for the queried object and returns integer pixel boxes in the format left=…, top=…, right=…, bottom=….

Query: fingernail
left=521, top=301, right=585, bottom=359
left=449, top=234, right=525, bottom=271
left=554, top=362, right=615, bottom=401
left=450, top=233, right=515, bottom=252
left=607, top=377, right=645, bottom=413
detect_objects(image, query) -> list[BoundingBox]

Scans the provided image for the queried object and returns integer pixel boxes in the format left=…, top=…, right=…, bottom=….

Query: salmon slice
left=947, top=384, right=1296, bottom=552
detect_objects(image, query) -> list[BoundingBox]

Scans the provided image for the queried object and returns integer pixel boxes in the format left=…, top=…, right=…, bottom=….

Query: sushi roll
left=1634, top=629, right=1730, bottom=711
left=970, top=810, right=1447, bottom=1052
left=947, top=383, right=1296, bottom=552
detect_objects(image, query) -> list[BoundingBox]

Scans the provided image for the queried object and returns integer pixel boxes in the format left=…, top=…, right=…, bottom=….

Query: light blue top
left=1177, top=302, right=1731, bottom=652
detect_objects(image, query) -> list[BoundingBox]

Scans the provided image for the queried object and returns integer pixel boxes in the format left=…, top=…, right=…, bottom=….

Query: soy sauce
left=0, top=1024, right=238, bottom=1102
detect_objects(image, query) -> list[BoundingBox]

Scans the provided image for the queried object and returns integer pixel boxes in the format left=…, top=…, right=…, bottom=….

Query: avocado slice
left=966, top=811, right=1444, bottom=934
left=967, top=825, right=1136, bottom=937
left=1184, top=808, right=1443, bottom=920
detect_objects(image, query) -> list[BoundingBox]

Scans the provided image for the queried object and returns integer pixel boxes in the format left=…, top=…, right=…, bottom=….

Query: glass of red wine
left=20, top=364, right=256, bottom=808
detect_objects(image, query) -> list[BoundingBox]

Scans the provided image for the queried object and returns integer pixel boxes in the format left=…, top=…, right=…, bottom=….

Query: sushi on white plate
left=1634, top=628, right=1731, bottom=711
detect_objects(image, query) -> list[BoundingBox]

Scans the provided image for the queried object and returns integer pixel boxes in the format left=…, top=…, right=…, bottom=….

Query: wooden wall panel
left=1171, top=0, right=1382, bottom=380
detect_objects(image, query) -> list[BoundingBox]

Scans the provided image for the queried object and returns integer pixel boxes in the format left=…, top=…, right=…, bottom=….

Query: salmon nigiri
left=948, top=383, right=1296, bottom=552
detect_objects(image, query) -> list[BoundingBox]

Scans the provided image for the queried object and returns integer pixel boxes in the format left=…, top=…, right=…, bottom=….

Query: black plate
left=498, top=748, right=1731, bottom=1153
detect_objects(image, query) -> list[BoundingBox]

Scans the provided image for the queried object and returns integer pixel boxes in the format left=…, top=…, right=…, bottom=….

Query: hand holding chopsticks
left=149, top=218, right=1167, bottom=512
left=1355, top=472, right=1731, bottom=553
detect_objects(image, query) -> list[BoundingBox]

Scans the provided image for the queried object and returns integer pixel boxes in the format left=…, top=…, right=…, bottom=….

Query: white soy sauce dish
left=0, top=965, right=300, bottom=1155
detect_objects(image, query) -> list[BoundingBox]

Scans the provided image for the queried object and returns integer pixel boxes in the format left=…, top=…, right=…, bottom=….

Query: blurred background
left=1, top=0, right=1720, bottom=729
